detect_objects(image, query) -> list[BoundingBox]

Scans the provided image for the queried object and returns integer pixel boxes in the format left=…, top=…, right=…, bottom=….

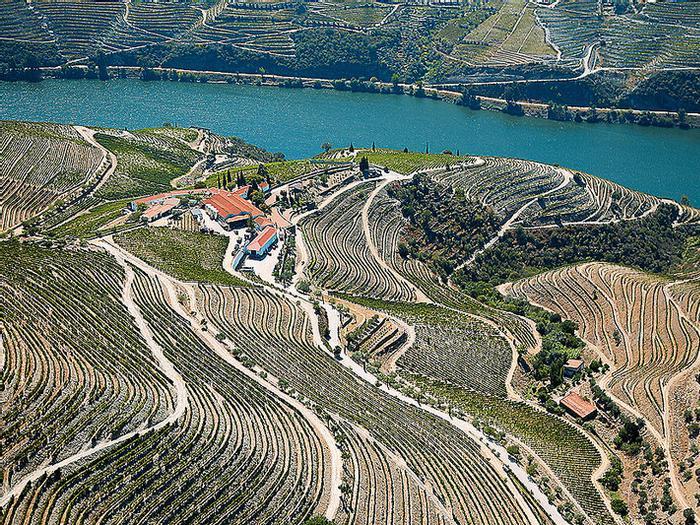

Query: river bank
left=34, top=65, right=700, bottom=130
left=2, top=77, right=698, bottom=202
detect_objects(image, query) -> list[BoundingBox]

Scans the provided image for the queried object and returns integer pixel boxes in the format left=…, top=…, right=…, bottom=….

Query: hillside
left=1, top=0, right=699, bottom=111
left=2, top=122, right=700, bottom=525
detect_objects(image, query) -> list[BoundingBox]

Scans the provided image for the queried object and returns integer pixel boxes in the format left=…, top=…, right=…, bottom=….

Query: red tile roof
left=254, top=216, right=274, bottom=229
left=248, top=226, right=277, bottom=252
left=560, top=392, right=597, bottom=419
left=204, top=189, right=263, bottom=221
left=142, top=198, right=179, bottom=220
left=564, top=359, right=584, bottom=370
left=234, top=185, right=250, bottom=198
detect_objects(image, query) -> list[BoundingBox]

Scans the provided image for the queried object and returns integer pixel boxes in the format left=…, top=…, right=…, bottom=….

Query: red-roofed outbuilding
left=560, top=392, right=597, bottom=420
left=246, top=226, right=277, bottom=258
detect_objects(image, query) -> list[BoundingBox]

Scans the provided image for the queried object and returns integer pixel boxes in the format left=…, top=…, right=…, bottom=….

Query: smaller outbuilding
left=253, top=215, right=275, bottom=230
left=246, top=226, right=278, bottom=258
left=560, top=391, right=597, bottom=420
left=563, top=358, right=584, bottom=378
left=141, top=197, right=180, bottom=222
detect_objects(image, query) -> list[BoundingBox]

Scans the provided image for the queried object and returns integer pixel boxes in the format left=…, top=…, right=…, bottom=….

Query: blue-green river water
left=1, top=79, right=698, bottom=202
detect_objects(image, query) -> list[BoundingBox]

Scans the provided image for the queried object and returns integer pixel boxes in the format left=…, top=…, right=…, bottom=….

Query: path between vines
left=238, top=169, right=574, bottom=525
left=0, top=249, right=189, bottom=507
left=98, top=238, right=344, bottom=521
left=74, top=126, right=117, bottom=196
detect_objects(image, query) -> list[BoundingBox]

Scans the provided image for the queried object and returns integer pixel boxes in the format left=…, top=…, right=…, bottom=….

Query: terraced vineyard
left=536, top=0, right=700, bottom=69
left=299, top=182, right=417, bottom=301
left=0, top=242, right=176, bottom=492
left=1, top=255, right=334, bottom=523
left=504, top=263, right=700, bottom=443
left=432, top=156, right=664, bottom=227
left=30, top=1, right=161, bottom=60
left=3, top=122, right=700, bottom=525
left=0, top=121, right=104, bottom=232
left=196, top=285, right=543, bottom=525
left=367, top=184, right=539, bottom=353
left=407, top=374, right=614, bottom=525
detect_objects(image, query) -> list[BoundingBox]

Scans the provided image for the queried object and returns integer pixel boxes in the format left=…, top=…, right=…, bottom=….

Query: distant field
left=455, top=0, right=555, bottom=66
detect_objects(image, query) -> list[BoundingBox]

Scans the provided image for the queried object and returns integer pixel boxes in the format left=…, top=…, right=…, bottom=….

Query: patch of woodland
left=387, top=173, right=501, bottom=280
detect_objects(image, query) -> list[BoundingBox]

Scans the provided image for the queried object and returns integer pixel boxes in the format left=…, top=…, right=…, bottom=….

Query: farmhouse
left=130, top=189, right=208, bottom=211
left=563, top=359, right=584, bottom=378
left=560, top=391, right=597, bottom=420
left=203, top=188, right=264, bottom=229
left=141, top=197, right=180, bottom=222
left=246, top=226, right=278, bottom=258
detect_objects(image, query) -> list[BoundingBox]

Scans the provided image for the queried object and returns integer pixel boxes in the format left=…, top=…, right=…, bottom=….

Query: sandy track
left=0, top=247, right=188, bottom=507
left=74, top=126, right=117, bottom=196
left=97, top=237, right=343, bottom=521
left=361, top=174, right=431, bottom=303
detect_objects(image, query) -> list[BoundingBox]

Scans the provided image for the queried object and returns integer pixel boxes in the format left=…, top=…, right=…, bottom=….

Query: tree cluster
left=457, top=204, right=691, bottom=285
left=388, top=174, right=500, bottom=279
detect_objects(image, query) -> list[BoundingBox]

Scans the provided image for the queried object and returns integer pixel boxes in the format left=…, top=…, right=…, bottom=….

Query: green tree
left=611, top=498, right=628, bottom=516
left=359, top=156, right=369, bottom=173
left=684, top=508, right=696, bottom=525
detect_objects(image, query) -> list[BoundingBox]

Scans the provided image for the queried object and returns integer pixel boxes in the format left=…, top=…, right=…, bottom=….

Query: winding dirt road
left=74, top=126, right=117, bottom=196
left=0, top=247, right=189, bottom=507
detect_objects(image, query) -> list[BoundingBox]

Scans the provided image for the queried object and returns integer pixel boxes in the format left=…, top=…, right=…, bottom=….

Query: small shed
left=563, top=358, right=584, bottom=378
left=560, top=391, right=597, bottom=420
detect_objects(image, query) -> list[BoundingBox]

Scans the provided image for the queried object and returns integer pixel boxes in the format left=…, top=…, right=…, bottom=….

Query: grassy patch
left=208, top=159, right=338, bottom=187
left=95, top=130, right=201, bottom=200
left=143, top=126, right=199, bottom=144
left=52, top=199, right=132, bottom=239
left=436, top=13, right=490, bottom=43
left=322, top=5, right=392, bottom=27
left=352, top=149, right=471, bottom=175
left=115, top=228, right=249, bottom=286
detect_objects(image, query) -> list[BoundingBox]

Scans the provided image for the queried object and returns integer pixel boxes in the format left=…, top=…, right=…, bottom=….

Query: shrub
left=611, top=498, right=628, bottom=516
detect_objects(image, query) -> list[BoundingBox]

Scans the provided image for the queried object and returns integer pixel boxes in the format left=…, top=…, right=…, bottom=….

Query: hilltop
left=1, top=120, right=700, bottom=525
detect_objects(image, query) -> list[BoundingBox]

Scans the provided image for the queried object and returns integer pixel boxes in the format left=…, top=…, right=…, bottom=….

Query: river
left=1, top=79, right=698, bottom=202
